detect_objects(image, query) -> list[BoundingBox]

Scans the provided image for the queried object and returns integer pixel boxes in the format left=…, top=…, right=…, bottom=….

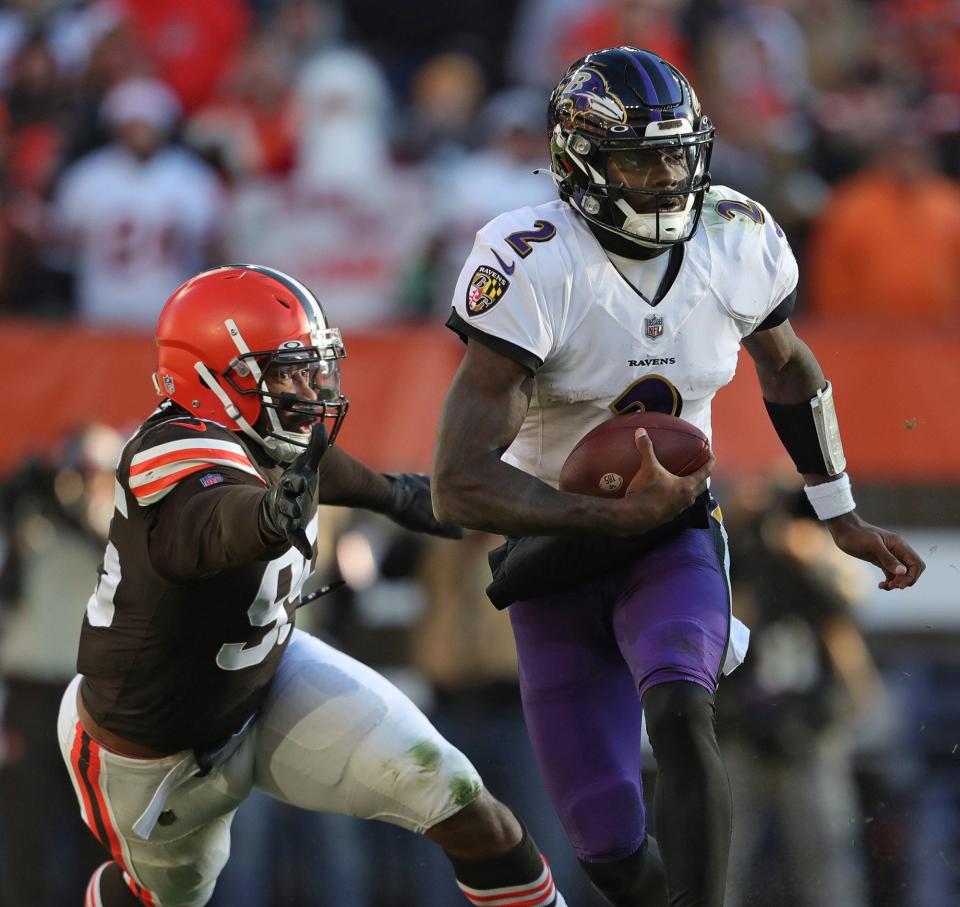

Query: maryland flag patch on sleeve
left=466, top=265, right=509, bottom=317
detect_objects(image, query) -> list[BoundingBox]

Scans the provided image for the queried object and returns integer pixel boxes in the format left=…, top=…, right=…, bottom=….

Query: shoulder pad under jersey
left=124, top=415, right=266, bottom=507
left=699, top=185, right=798, bottom=327
left=473, top=200, right=580, bottom=287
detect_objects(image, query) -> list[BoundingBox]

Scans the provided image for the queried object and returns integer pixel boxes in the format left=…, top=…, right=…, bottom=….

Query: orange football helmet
left=154, top=264, right=348, bottom=463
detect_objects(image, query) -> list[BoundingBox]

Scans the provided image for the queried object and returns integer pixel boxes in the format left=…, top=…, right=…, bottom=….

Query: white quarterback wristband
left=804, top=473, right=856, bottom=520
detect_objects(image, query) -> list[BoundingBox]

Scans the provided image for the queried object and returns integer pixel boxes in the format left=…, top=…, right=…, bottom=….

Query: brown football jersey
left=77, top=403, right=319, bottom=752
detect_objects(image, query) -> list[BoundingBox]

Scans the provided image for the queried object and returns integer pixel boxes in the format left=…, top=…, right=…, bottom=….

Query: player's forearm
left=151, top=485, right=288, bottom=579
left=433, top=340, right=696, bottom=536
left=312, top=443, right=394, bottom=511
left=753, top=334, right=826, bottom=405
left=433, top=454, right=640, bottom=537
left=751, top=331, right=846, bottom=489
left=766, top=346, right=836, bottom=488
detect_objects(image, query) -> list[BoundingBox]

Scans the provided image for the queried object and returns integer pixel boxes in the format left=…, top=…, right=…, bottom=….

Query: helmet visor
left=261, top=356, right=342, bottom=406
left=257, top=350, right=343, bottom=427
left=225, top=340, right=349, bottom=442
left=603, top=139, right=709, bottom=212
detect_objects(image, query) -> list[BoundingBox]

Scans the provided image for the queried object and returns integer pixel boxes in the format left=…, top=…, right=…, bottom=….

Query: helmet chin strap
left=257, top=429, right=307, bottom=465
left=572, top=196, right=669, bottom=250
left=597, top=207, right=666, bottom=249
left=260, top=405, right=312, bottom=463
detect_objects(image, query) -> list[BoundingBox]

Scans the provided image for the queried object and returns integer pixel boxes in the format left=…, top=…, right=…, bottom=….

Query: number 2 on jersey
left=504, top=220, right=557, bottom=258
left=714, top=199, right=764, bottom=225
left=610, top=374, right=683, bottom=417
left=715, top=198, right=784, bottom=237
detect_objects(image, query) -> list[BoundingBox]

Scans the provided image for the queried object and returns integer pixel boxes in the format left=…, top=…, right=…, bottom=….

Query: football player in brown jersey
left=57, top=265, right=568, bottom=907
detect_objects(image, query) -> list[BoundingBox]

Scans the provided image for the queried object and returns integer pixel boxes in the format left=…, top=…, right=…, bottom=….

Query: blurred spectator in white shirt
left=50, top=76, right=225, bottom=328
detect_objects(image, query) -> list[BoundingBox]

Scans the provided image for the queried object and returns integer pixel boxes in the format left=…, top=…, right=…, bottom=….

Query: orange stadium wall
left=1, top=318, right=958, bottom=483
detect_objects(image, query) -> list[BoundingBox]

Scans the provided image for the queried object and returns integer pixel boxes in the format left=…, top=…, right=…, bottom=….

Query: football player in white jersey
left=432, top=47, right=925, bottom=907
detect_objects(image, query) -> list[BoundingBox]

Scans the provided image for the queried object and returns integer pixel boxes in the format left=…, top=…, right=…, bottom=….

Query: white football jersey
left=449, top=186, right=798, bottom=487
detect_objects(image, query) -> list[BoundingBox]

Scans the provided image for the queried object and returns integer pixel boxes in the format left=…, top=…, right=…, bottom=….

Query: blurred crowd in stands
left=0, top=1, right=958, bottom=905
left=0, top=0, right=955, bottom=330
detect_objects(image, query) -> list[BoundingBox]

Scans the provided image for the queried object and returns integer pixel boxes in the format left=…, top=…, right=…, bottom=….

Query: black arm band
left=763, top=397, right=833, bottom=475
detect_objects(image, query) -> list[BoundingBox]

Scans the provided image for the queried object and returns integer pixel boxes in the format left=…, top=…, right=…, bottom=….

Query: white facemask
left=615, top=194, right=695, bottom=244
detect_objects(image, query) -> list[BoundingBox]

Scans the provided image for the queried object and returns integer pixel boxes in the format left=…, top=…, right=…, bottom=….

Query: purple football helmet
left=548, top=46, right=714, bottom=248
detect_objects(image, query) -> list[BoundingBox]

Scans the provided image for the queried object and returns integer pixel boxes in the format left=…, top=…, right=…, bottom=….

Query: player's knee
left=563, top=777, right=645, bottom=861
left=643, top=680, right=718, bottom=764
left=580, top=836, right=668, bottom=907
left=426, top=789, right=522, bottom=858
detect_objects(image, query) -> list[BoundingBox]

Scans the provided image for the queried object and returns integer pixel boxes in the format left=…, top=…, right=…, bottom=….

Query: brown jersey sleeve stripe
left=129, top=443, right=257, bottom=476
left=128, top=442, right=266, bottom=505
left=131, top=462, right=235, bottom=501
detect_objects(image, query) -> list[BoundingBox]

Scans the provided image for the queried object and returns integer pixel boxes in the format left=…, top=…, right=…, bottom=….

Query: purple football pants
left=508, top=518, right=731, bottom=863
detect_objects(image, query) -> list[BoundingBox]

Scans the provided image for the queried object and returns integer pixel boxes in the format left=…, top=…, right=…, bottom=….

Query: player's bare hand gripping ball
left=614, top=428, right=715, bottom=537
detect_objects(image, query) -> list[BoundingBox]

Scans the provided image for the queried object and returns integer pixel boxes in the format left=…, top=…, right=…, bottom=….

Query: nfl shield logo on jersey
left=644, top=315, right=664, bottom=339
left=466, top=266, right=510, bottom=317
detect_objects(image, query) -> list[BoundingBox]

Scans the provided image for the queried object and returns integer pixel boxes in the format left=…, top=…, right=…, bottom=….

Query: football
left=558, top=411, right=711, bottom=498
